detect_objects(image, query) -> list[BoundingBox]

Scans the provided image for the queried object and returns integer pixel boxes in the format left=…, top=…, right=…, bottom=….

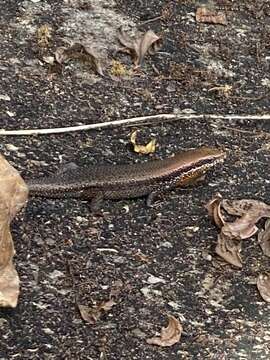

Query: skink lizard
left=27, top=147, right=225, bottom=209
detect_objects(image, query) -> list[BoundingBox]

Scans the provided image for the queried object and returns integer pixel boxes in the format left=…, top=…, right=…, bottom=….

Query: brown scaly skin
left=26, top=147, right=226, bottom=208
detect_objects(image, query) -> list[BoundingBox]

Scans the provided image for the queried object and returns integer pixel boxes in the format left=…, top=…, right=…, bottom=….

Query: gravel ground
left=0, top=0, right=270, bottom=359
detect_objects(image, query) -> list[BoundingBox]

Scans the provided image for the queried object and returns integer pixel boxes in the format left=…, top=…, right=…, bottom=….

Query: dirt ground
left=0, top=0, right=270, bottom=359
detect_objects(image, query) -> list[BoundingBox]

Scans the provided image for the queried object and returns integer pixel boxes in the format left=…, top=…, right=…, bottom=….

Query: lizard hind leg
left=146, top=190, right=161, bottom=207
left=90, top=193, right=104, bottom=215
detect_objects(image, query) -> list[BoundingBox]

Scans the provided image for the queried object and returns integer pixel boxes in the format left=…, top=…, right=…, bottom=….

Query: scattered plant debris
left=109, top=279, right=124, bottom=299
left=110, top=60, right=131, bottom=77
left=208, top=85, right=233, bottom=98
left=37, top=24, right=52, bottom=48
left=118, top=28, right=162, bottom=67
left=130, top=130, right=156, bottom=154
left=196, top=7, right=227, bottom=25
left=78, top=299, right=116, bottom=324
left=146, top=315, right=182, bottom=347
left=133, top=250, right=151, bottom=263
left=54, top=43, right=104, bottom=76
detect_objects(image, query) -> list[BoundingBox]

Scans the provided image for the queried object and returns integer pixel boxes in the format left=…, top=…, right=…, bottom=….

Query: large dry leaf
left=78, top=299, right=116, bottom=324
left=258, top=219, right=270, bottom=257
left=54, top=43, right=104, bottom=76
left=257, top=274, right=270, bottom=303
left=0, top=154, right=28, bottom=307
left=196, top=7, right=227, bottom=25
left=118, top=29, right=162, bottom=67
left=130, top=130, right=156, bottom=154
left=146, top=315, right=182, bottom=347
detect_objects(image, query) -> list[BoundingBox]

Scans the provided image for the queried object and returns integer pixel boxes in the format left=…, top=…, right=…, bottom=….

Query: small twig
left=222, top=126, right=270, bottom=137
left=222, top=126, right=257, bottom=134
left=139, top=15, right=163, bottom=27
left=0, top=114, right=177, bottom=136
left=1, top=113, right=270, bottom=136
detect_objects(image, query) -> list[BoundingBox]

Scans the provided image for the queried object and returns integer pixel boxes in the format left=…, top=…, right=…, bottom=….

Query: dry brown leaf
left=221, top=214, right=259, bottom=241
left=222, top=199, right=270, bottom=218
left=215, top=233, right=242, bottom=268
left=258, top=219, right=270, bottom=257
left=135, top=30, right=162, bottom=66
left=196, top=7, right=227, bottom=25
left=130, top=130, right=156, bottom=154
left=78, top=299, right=116, bottom=324
left=78, top=304, right=97, bottom=324
left=118, top=29, right=162, bottom=67
left=100, top=299, right=116, bottom=311
left=54, top=43, right=103, bottom=76
left=0, top=154, right=28, bottom=307
left=257, top=274, right=270, bottom=302
left=146, top=315, right=182, bottom=347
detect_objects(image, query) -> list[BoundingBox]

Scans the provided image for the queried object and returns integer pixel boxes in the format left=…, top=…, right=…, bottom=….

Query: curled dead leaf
left=258, top=219, right=270, bottom=257
left=78, top=299, right=116, bottom=324
left=130, top=130, right=156, bottom=154
left=257, top=274, right=270, bottom=302
left=196, top=7, right=227, bottom=25
left=146, top=315, right=182, bottom=347
left=205, top=193, right=224, bottom=228
left=54, top=43, right=103, bottom=76
left=118, top=28, right=162, bottom=67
